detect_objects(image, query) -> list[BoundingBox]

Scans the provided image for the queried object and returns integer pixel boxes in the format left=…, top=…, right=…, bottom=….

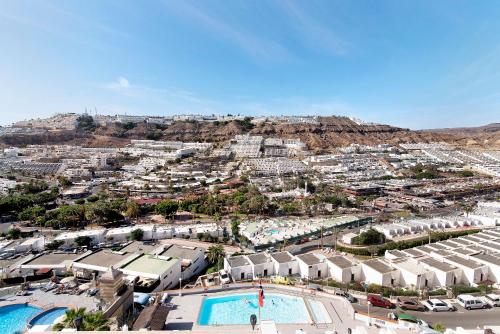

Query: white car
left=484, top=294, right=500, bottom=307
left=219, top=270, right=231, bottom=284
left=457, top=294, right=488, bottom=310
left=423, top=299, right=455, bottom=312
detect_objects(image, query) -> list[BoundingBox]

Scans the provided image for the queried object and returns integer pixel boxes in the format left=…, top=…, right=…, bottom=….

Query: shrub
left=451, top=285, right=481, bottom=296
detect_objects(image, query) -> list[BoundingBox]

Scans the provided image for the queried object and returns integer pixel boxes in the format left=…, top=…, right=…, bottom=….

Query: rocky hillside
left=1, top=117, right=499, bottom=151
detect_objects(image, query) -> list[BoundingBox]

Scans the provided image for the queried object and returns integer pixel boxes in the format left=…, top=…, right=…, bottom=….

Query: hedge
left=336, top=229, right=481, bottom=256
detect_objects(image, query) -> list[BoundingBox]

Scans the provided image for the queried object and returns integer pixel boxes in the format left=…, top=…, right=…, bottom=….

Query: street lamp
left=179, top=277, right=182, bottom=297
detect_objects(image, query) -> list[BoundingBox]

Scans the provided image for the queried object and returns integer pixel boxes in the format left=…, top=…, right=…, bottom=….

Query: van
left=485, top=294, right=500, bottom=307
left=457, top=294, right=488, bottom=310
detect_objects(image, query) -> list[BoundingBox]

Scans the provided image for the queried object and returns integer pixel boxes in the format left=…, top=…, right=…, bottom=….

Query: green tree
left=207, top=244, right=225, bottom=271
left=8, top=228, right=21, bottom=239
left=82, top=311, right=110, bottom=331
left=129, top=228, right=144, bottom=241
left=123, top=201, right=140, bottom=223
left=230, top=220, right=240, bottom=239
left=74, top=236, right=92, bottom=247
left=18, top=205, right=45, bottom=223
left=45, top=240, right=64, bottom=250
left=155, top=199, right=179, bottom=219
left=354, top=228, right=386, bottom=246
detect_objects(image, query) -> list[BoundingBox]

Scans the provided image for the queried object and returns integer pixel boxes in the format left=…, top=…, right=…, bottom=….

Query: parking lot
left=352, top=297, right=500, bottom=328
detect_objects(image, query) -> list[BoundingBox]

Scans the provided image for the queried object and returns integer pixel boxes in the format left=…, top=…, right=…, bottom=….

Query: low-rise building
left=296, top=253, right=328, bottom=279
left=247, top=253, right=275, bottom=279
left=270, top=251, right=299, bottom=277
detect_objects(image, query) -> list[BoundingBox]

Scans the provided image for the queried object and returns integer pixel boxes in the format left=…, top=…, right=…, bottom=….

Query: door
left=264, top=269, right=268, bottom=276
left=241, top=272, right=245, bottom=280
left=351, top=273, right=355, bottom=282
left=288, top=268, right=292, bottom=275
left=318, top=270, right=321, bottom=278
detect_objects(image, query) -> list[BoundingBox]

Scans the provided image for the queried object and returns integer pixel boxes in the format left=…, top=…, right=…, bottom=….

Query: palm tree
left=82, top=311, right=111, bottom=331
left=213, top=213, right=222, bottom=241
left=53, top=307, right=86, bottom=331
left=124, top=201, right=140, bottom=223
left=207, top=244, right=225, bottom=271
left=53, top=308, right=110, bottom=331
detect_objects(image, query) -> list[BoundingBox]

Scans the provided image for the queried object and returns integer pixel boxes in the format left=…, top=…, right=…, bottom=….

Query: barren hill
left=1, top=117, right=499, bottom=151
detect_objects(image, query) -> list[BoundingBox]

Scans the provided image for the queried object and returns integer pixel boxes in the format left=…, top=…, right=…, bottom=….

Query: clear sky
left=1, top=0, right=500, bottom=129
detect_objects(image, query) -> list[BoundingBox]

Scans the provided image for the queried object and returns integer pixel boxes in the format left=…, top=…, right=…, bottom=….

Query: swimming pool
left=198, top=293, right=310, bottom=325
left=308, top=300, right=332, bottom=324
left=0, top=304, right=42, bottom=334
left=30, top=307, right=68, bottom=326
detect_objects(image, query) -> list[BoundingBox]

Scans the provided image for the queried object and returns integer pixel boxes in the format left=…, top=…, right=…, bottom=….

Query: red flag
left=258, top=289, right=264, bottom=308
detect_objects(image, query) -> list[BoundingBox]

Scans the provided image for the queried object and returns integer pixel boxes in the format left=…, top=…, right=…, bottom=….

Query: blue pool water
left=31, top=307, right=68, bottom=326
left=198, top=293, right=310, bottom=325
left=308, top=300, right=331, bottom=323
left=0, top=304, right=42, bottom=334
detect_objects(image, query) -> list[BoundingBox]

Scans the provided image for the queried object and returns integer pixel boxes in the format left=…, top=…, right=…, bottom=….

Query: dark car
left=335, top=289, right=357, bottom=303
left=397, top=297, right=426, bottom=311
left=368, top=294, right=395, bottom=309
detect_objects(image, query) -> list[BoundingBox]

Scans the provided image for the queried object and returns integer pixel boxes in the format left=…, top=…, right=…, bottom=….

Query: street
left=352, top=299, right=500, bottom=328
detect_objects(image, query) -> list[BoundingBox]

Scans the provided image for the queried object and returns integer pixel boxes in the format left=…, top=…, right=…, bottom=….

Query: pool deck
left=0, top=287, right=98, bottom=311
left=165, top=286, right=362, bottom=334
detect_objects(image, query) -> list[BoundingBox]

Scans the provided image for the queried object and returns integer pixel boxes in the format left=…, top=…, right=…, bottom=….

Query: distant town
left=0, top=113, right=499, bottom=333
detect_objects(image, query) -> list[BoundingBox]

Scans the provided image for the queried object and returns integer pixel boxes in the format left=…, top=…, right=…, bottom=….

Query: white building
left=296, top=253, right=328, bottom=279
left=270, top=251, right=299, bottom=277
left=326, top=256, right=360, bottom=283
left=224, top=255, right=253, bottom=281
left=54, top=229, right=107, bottom=247
left=247, top=253, right=275, bottom=279
left=360, top=259, right=399, bottom=287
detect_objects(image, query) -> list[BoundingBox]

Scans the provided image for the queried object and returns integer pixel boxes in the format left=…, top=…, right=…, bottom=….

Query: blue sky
left=1, top=0, right=500, bottom=129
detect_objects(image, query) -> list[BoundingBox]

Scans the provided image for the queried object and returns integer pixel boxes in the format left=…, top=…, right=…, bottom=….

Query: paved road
left=353, top=299, right=500, bottom=328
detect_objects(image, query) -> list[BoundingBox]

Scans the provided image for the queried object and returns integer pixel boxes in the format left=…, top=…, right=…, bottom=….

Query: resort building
left=360, top=259, right=399, bottom=287
left=326, top=256, right=360, bottom=283
left=270, top=251, right=299, bottom=277
left=155, top=244, right=207, bottom=281
left=224, top=255, right=253, bottom=281
left=247, top=253, right=275, bottom=279
left=296, top=253, right=328, bottom=279
left=119, top=254, right=182, bottom=292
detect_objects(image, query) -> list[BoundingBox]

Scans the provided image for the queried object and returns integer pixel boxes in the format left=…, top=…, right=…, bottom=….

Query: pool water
left=308, top=300, right=332, bottom=323
left=0, top=304, right=42, bottom=334
left=198, top=293, right=310, bottom=325
left=31, top=307, right=68, bottom=326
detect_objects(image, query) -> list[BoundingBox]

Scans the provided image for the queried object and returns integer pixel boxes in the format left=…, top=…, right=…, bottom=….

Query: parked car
left=457, top=294, right=488, bottom=310
left=397, top=297, right=426, bottom=311
left=335, top=289, right=357, bottom=303
left=218, top=270, right=231, bottom=284
left=368, top=294, right=394, bottom=308
left=484, top=294, right=500, bottom=307
left=423, top=299, right=455, bottom=312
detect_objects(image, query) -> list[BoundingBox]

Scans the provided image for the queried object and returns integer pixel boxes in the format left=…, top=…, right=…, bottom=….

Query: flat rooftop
left=119, top=241, right=159, bottom=254
left=472, top=253, right=500, bottom=267
left=227, top=255, right=250, bottom=268
left=419, top=257, right=456, bottom=272
left=446, top=255, right=483, bottom=269
left=362, top=259, right=394, bottom=274
left=23, top=252, right=80, bottom=266
left=270, top=251, right=294, bottom=263
left=297, top=253, right=322, bottom=266
left=402, top=248, right=426, bottom=258
left=121, top=254, right=178, bottom=276
left=74, top=249, right=135, bottom=268
left=327, top=256, right=354, bottom=269
left=247, top=253, right=271, bottom=265
left=159, top=244, right=203, bottom=261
